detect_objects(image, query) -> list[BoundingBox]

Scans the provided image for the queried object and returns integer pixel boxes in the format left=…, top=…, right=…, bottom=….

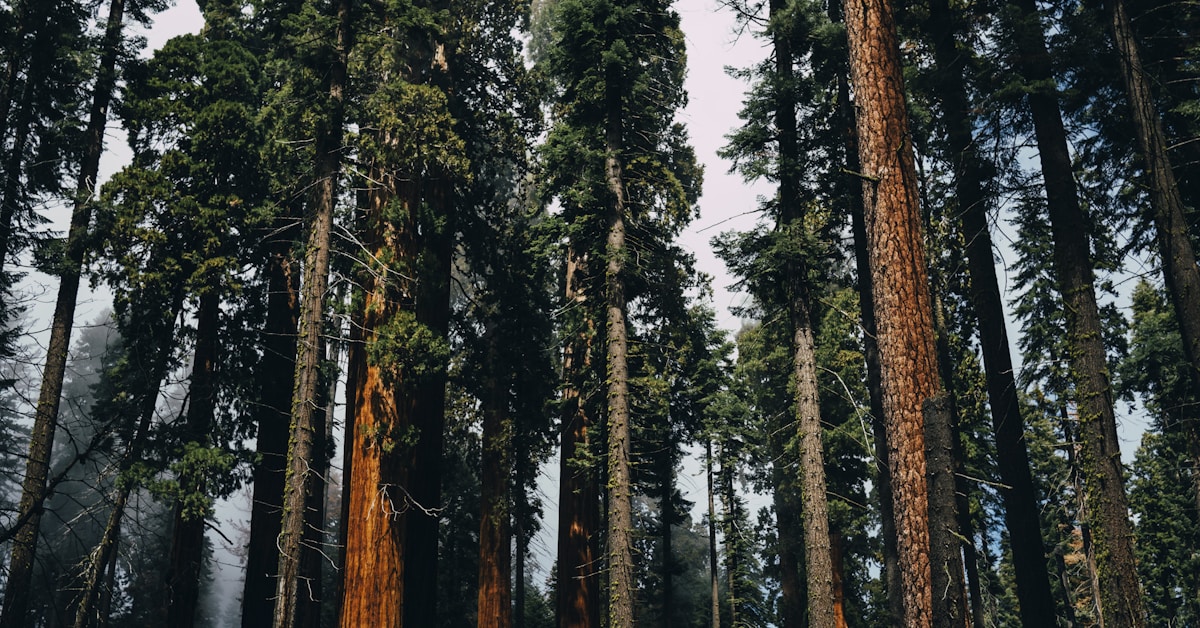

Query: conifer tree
left=1002, top=0, right=1145, bottom=623
left=843, top=0, right=944, bottom=624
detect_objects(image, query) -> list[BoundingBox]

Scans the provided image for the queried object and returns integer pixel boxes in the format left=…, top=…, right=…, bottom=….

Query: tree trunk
left=771, top=0, right=838, bottom=623
left=660, top=444, right=674, bottom=628
left=833, top=13, right=902, bottom=619
left=274, top=0, right=350, bottom=624
left=843, top=0, right=942, bottom=625
left=603, top=107, right=634, bottom=628
left=1107, top=0, right=1200, bottom=507
left=166, top=289, right=220, bottom=628
left=923, top=1, right=1058, bottom=622
left=339, top=172, right=452, bottom=628
left=706, top=442, right=719, bottom=628
left=769, top=436, right=806, bottom=628
left=556, top=245, right=600, bottom=628
left=478, top=329, right=513, bottom=628
left=242, top=230, right=300, bottom=628
left=0, top=2, right=125, bottom=623
left=1008, top=1, right=1145, bottom=624
left=923, top=218, right=968, bottom=628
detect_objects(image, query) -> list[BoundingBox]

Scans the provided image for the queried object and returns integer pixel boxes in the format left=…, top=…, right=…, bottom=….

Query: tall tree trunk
left=1107, top=0, right=1200, bottom=505
left=923, top=1, right=1058, bottom=621
left=603, top=107, right=634, bottom=628
left=833, top=13, right=902, bottom=620
left=478, top=329, right=513, bottom=628
left=842, top=1, right=942, bottom=625
left=166, top=289, right=220, bottom=628
left=1007, top=2, right=1145, bottom=624
left=660, top=444, right=674, bottom=628
left=706, top=442, right=719, bottom=628
left=244, top=242, right=297, bottom=605
left=556, top=246, right=599, bottom=628
left=0, top=2, right=125, bottom=624
left=927, top=289, right=969, bottom=628
left=772, top=0, right=838, bottom=623
left=769, top=438, right=806, bottom=628
left=339, top=173, right=452, bottom=628
left=274, top=0, right=350, bottom=624
left=243, top=229, right=300, bottom=628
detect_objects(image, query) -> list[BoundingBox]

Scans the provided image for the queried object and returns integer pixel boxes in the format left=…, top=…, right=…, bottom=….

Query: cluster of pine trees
left=0, top=0, right=1197, bottom=625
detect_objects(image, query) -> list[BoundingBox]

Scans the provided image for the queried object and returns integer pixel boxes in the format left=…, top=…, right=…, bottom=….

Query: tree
left=1003, top=0, right=1145, bottom=623
left=842, top=0, right=944, bottom=625
left=916, top=0, right=1057, bottom=621
left=0, top=1, right=146, bottom=624
left=272, top=0, right=351, bottom=624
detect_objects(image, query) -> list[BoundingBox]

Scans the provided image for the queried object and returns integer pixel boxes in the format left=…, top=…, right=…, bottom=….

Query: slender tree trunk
left=478, top=329, right=513, bottom=628
left=843, top=0, right=943, bottom=624
left=706, top=442, right=719, bottom=628
left=274, top=1, right=350, bottom=624
left=1108, top=0, right=1200, bottom=506
left=243, top=230, right=300, bottom=627
left=927, top=289, right=969, bottom=628
left=166, top=290, right=220, bottom=628
left=556, top=245, right=599, bottom=628
left=1007, top=2, right=1145, bottom=624
left=514, top=483, right=527, bottom=628
left=660, top=446, right=674, bottom=628
left=603, top=110, right=635, bottom=628
left=769, top=436, right=806, bottom=628
left=922, top=1, right=1058, bottom=622
left=0, top=2, right=126, bottom=623
left=771, top=0, right=838, bottom=623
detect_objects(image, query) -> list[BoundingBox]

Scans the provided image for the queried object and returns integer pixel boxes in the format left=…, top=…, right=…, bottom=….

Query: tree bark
left=339, top=173, right=452, bottom=628
left=842, top=0, right=942, bottom=624
left=166, top=289, right=220, bottom=628
left=603, top=106, right=635, bottom=628
left=1107, top=0, right=1200, bottom=508
left=478, top=329, right=513, bottom=628
left=0, top=1, right=125, bottom=623
left=273, top=0, right=350, bottom=624
left=243, top=236, right=298, bottom=626
left=922, top=1, right=1058, bottom=622
left=1007, top=1, right=1146, bottom=624
left=556, top=245, right=600, bottom=628
left=706, top=442, right=719, bottom=628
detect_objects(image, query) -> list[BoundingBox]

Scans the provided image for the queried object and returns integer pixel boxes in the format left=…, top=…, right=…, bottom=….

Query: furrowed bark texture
left=0, top=2, right=125, bottom=623
left=274, top=0, right=350, bottom=624
left=478, top=328, right=513, bottom=628
left=923, top=0, right=1057, bottom=622
left=1009, top=1, right=1145, bottom=624
left=842, top=0, right=940, bottom=624
left=339, top=173, right=452, bottom=627
left=556, top=247, right=600, bottom=628
left=604, top=136, right=634, bottom=628
left=832, top=8, right=902, bottom=616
